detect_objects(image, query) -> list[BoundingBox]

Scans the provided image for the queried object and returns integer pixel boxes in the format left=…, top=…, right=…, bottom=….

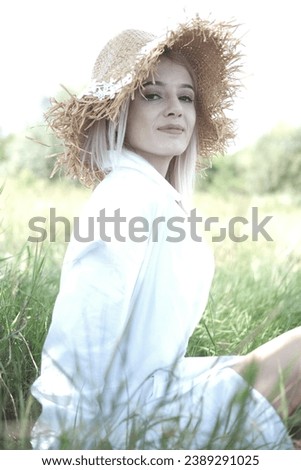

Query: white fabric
left=31, top=149, right=293, bottom=450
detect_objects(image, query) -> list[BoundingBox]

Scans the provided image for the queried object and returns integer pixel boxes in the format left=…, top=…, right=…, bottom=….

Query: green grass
left=188, top=191, right=301, bottom=354
left=0, top=176, right=300, bottom=449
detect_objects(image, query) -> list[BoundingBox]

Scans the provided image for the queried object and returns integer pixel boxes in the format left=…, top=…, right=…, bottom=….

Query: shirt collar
left=113, top=148, right=182, bottom=203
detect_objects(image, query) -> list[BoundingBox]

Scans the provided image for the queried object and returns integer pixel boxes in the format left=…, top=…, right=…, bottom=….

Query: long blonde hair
left=80, top=50, right=199, bottom=200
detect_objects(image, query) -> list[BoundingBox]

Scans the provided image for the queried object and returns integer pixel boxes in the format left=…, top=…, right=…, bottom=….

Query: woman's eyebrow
left=142, top=80, right=195, bottom=91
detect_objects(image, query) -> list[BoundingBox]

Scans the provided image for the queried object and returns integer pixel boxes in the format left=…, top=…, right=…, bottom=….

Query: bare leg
left=232, top=326, right=301, bottom=418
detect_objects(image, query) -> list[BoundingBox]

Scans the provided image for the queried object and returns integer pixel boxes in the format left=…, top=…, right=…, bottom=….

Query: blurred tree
left=0, top=87, right=78, bottom=182
left=247, top=125, right=301, bottom=193
left=198, top=125, right=301, bottom=195
left=196, top=152, right=248, bottom=194
left=0, top=130, right=14, bottom=164
left=1, top=123, right=61, bottom=181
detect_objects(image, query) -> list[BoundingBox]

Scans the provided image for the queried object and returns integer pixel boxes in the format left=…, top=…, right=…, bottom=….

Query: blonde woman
left=31, top=17, right=300, bottom=450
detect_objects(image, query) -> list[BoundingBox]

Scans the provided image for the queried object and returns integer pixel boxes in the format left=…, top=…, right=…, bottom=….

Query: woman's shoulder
left=89, top=165, right=165, bottom=218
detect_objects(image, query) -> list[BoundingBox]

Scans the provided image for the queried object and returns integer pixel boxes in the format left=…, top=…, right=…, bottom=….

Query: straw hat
left=46, top=16, right=242, bottom=186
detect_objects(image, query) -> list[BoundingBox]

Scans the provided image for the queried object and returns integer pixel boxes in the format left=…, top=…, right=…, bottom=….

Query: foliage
left=0, top=131, right=14, bottom=164
left=196, top=125, right=301, bottom=196
left=196, top=152, right=247, bottom=194
left=246, top=125, right=301, bottom=193
left=0, top=244, right=58, bottom=449
left=0, top=87, right=78, bottom=182
left=0, top=124, right=60, bottom=181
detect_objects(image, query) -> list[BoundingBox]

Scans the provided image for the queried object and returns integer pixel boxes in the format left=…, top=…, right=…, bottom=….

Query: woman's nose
left=164, top=96, right=182, bottom=117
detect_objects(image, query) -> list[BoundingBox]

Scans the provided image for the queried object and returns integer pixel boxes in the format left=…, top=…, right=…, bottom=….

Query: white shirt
left=31, top=149, right=292, bottom=450
left=31, top=149, right=215, bottom=448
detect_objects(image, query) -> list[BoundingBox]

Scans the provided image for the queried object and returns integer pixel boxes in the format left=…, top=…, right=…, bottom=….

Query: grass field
left=0, top=175, right=300, bottom=449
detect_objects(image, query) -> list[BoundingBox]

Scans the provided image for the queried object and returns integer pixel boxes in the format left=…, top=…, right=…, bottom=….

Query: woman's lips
left=157, top=125, right=184, bottom=135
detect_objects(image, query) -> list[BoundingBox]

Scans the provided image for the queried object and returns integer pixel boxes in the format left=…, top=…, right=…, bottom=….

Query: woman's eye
left=144, top=93, right=161, bottom=101
left=179, top=95, right=194, bottom=103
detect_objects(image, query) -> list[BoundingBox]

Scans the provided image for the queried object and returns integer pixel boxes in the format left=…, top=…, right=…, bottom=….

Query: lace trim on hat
left=79, top=74, right=133, bottom=100
left=79, top=35, right=165, bottom=101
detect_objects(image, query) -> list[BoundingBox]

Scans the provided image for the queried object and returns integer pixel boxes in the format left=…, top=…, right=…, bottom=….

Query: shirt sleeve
left=31, top=177, right=154, bottom=449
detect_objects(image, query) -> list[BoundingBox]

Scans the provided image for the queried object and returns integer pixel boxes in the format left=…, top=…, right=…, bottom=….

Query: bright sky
left=1, top=0, right=300, bottom=151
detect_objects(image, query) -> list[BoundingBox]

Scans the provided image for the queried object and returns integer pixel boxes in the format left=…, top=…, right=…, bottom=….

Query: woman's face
left=125, top=56, right=196, bottom=173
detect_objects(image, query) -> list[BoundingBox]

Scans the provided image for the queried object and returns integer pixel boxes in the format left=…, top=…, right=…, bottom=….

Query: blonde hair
left=80, top=51, right=199, bottom=199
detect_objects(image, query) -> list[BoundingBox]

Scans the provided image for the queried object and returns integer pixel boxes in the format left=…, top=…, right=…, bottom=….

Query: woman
left=31, top=17, right=300, bottom=450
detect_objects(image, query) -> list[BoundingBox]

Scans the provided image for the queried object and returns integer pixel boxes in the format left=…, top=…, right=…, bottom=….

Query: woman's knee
left=231, top=327, right=301, bottom=417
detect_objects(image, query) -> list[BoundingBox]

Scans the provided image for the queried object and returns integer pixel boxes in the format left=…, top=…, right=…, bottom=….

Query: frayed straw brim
left=46, top=16, right=242, bottom=187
